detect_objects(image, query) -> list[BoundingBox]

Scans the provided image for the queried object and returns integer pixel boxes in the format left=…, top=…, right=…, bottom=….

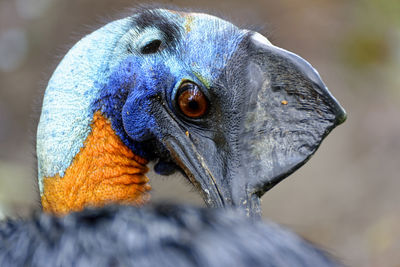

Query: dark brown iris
left=177, top=82, right=208, bottom=118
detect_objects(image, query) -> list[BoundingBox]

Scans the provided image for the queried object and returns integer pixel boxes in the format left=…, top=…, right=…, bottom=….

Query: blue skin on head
left=94, top=10, right=247, bottom=160
left=95, top=59, right=172, bottom=159
left=37, top=9, right=247, bottom=191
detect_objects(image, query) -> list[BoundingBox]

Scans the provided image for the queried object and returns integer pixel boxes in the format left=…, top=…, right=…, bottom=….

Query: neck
left=35, top=17, right=152, bottom=215
left=41, top=112, right=151, bottom=215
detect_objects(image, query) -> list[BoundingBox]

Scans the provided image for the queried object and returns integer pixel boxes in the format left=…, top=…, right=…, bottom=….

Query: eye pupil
left=141, top=39, right=162, bottom=54
left=188, top=100, right=199, bottom=111
left=177, top=82, right=208, bottom=118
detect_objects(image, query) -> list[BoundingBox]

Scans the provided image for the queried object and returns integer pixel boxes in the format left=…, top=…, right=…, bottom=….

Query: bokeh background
left=0, top=0, right=399, bottom=266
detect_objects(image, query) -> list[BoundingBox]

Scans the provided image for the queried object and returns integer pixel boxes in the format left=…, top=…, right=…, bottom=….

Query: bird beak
left=161, top=33, right=346, bottom=217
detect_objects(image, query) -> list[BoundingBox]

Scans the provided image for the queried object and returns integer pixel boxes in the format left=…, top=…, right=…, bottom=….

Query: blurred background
left=0, top=0, right=399, bottom=266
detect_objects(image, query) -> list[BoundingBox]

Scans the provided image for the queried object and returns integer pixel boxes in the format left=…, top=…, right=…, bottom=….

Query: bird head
left=37, top=9, right=346, bottom=216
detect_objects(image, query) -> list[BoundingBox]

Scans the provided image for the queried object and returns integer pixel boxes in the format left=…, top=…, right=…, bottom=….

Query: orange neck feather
left=41, top=111, right=151, bottom=216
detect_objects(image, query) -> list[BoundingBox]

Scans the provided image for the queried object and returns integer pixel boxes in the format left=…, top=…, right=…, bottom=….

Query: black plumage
left=0, top=204, right=339, bottom=267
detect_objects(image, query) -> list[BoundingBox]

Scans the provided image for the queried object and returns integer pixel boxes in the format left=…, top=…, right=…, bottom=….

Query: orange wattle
left=41, top=111, right=151, bottom=216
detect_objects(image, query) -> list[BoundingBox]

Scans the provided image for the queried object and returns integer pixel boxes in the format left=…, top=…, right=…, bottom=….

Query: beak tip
left=337, top=108, right=347, bottom=125
left=330, top=95, right=347, bottom=126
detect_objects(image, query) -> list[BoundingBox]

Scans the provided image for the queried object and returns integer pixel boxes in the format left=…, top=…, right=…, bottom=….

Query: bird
left=0, top=8, right=346, bottom=266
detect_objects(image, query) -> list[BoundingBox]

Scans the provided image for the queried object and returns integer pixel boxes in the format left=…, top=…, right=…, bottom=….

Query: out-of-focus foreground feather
left=0, top=204, right=339, bottom=267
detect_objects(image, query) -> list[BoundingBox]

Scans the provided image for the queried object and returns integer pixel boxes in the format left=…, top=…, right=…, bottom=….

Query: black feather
left=0, top=204, right=340, bottom=267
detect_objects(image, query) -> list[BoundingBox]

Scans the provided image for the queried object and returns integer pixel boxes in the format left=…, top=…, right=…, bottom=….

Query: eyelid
left=135, top=28, right=164, bottom=51
left=141, top=39, right=162, bottom=54
left=171, top=78, right=193, bottom=101
left=173, top=79, right=211, bottom=101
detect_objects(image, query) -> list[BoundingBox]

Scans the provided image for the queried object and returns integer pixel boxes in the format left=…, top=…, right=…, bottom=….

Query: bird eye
left=141, top=39, right=162, bottom=54
left=177, top=82, right=208, bottom=118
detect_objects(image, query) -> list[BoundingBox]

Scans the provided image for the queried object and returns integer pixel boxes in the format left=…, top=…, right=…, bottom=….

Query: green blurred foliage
left=367, top=0, right=400, bottom=25
left=341, top=0, right=400, bottom=69
left=342, top=30, right=390, bottom=68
